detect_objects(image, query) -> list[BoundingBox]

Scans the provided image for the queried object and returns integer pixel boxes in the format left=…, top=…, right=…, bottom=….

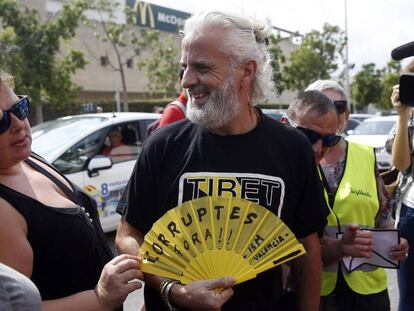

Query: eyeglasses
left=296, top=126, right=341, bottom=147
left=333, top=100, right=348, bottom=114
left=0, top=96, right=30, bottom=134
left=284, top=115, right=341, bottom=147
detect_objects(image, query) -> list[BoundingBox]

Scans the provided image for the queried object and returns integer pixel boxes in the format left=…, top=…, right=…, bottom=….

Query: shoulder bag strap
left=25, top=154, right=80, bottom=205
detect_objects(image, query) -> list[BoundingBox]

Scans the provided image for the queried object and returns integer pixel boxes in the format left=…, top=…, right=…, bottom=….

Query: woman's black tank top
left=0, top=156, right=114, bottom=300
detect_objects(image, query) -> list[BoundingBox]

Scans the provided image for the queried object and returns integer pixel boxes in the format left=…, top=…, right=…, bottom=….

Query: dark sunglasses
left=0, top=95, right=30, bottom=134
left=333, top=100, right=348, bottom=114
left=296, top=126, right=341, bottom=147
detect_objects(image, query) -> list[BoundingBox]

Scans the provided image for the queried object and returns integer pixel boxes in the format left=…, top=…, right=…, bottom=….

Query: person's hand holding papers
left=390, top=237, right=409, bottom=261
left=340, top=224, right=374, bottom=258
left=339, top=227, right=409, bottom=272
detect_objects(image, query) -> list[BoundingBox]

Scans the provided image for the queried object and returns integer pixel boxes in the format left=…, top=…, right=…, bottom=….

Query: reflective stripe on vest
left=321, top=142, right=387, bottom=296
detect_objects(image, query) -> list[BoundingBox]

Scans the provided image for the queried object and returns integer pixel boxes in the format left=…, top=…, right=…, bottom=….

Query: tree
left=378, top=60, right=401, bottom=109
left=137, top=35, right=181, bottom=96
left=268, top=34, right=287, bottom=95
left=0, top=29, right=20, bottom=74
left=282, top=23, right=346, bottom=92
left=0, top=0, right=89, bottom=124
left=86, top=0, right=159, bottom=111
left=350, top=63, right=382, bottom=111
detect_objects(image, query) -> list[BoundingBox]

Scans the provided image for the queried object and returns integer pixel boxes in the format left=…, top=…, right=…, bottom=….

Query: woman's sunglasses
left=0, top=95, right=30, bottom=134
left=296, top=126, right=342, bottom=147
left=333, top=100, right=348, bottom=114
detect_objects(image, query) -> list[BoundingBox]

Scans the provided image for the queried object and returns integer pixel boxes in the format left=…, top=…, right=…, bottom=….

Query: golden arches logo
left=133, top=1, right=155, bottom=28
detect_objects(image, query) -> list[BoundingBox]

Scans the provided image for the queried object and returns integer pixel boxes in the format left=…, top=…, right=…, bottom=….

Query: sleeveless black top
left=0, top=155, right=114, bottom=301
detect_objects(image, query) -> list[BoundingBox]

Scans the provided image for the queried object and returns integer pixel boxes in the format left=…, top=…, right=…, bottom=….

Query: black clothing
left=0, top=155, right=114, bottom=301
left=319, top=272, right=390, bottom=311
left=124, top=110, right=328, bottom=310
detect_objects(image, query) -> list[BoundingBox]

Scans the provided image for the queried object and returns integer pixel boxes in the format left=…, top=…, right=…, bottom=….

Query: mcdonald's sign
left=127, top=0, right=191, bottom=33
left=132, top=0, right=155, bottom=28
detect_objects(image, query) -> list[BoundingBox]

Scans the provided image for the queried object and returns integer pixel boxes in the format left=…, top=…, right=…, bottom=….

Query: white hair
left=305, top=80, right=347, bottom=101
left=183, top=11, right=276, bottom=103
left=187, top=70, right=240, bottom=128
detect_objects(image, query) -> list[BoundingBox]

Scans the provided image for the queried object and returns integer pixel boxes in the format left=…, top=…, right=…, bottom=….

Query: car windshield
left=31, top=116, right=108, bottom=158
left=352, top=120, right=395, bottom=135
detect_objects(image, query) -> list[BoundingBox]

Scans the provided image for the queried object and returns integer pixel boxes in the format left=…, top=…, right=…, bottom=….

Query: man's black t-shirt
left=124, top=110, right=327, bottom=311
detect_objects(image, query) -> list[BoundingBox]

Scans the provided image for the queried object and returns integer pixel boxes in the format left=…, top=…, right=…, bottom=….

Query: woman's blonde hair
left=0, top=70, right=15, bottom=90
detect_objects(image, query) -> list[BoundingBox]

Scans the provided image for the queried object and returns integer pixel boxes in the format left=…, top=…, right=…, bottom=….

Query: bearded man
left=116, top=10, right=327, bottom=311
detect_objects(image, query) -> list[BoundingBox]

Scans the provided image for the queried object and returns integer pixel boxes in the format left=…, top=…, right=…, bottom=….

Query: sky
left=146, top=0, right=414, bottom=75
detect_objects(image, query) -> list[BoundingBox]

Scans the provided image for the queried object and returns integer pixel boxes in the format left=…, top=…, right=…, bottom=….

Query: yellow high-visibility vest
left=321, top=142, right=387, bottom=296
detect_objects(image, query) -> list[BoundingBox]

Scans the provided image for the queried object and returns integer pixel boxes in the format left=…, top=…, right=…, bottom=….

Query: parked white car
left=346, top=115, right=398, bottom=171
left=31, top=112, right=160, bottom=232
left=349, top=113, right=376, bottom=122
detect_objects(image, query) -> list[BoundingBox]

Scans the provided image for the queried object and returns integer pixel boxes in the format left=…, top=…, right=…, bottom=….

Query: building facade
left=17, top=0, right=300, bottom=106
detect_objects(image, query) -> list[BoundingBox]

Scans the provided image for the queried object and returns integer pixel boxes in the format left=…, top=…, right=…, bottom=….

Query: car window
left=265, top=113, right=283, bottom=121
left=139, top=119, right=158, bottom=141
left=262, top=109, right=286, bottom=122
left=32, top=116, right=108, bottom=159
left=53, top=129, right=106, bottom=174
left=344, top=119, right=360, bottom=134
left=100, top=122, right=142, bottom=164
left=353, top=120, right=396, bottom=135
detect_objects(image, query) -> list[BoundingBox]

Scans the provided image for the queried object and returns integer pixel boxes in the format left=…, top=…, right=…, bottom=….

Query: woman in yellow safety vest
left=286, top=83, right=408, bottom=311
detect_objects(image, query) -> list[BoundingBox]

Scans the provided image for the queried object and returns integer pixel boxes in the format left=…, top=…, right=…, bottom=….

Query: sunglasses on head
left=0, top=95, right=30, bottom=134
left=296, top=126, right=341, bottom=147
left=333, top=100, right=348, bottom=114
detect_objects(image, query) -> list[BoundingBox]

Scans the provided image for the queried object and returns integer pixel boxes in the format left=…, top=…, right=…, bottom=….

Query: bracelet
left=160, top=279, right=180, bottom=311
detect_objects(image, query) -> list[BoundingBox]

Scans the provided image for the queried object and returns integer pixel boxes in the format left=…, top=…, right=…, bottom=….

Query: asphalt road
left=105, top=232, right=400, bottom=311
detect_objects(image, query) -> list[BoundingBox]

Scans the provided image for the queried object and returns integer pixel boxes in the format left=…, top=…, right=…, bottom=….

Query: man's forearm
left=320, top=236, right=342, bottom=267
left=293, top=233, right=322, bottom=311
left=392, top=115, right=411, bottom=171
left=115, top=217, right=143, bottom=255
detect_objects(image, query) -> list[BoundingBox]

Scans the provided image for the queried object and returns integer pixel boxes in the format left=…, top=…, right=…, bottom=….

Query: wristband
left=160, top=279, right=180, bottom=311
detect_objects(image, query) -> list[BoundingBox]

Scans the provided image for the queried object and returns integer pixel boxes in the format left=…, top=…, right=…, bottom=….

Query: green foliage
left=0, top=0, right=90, bottom=122
left=88, top=0, right=156, bottom=48
left=282, top=23, right=346, bottom=92
left=350, top=61, right=401, bottom=111
left=137, top=35, right=181, bottom=95
left=378, top=61, right=401, bottom=109
left=351, top=63, right=382, bottom=110
left=87, top=0, right=160, bottom=111
left=47, top=50, right=88, bottom=108
left=268, top=34, right=287, bottom=94
left=0, top=27, right=19, bottom=74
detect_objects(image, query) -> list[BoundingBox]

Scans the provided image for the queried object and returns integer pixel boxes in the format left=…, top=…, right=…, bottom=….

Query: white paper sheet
left=337, top=229, right=400, bottom=272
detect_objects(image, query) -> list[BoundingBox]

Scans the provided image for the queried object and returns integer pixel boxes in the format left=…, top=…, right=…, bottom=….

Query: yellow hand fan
left=139, top=196, right=306, bottom=285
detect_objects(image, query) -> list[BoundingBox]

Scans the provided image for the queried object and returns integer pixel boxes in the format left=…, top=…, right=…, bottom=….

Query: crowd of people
left=0, top=8, right=413, bottom=311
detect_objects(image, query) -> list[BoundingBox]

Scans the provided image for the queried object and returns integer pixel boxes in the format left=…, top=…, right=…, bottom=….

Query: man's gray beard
left=186, top=77, right=240, bottom=129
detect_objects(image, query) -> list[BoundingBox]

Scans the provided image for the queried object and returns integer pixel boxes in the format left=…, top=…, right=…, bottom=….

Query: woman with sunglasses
left=303, top=81, right=408, bottom=311
left=0, top=71, right=143, bottom=310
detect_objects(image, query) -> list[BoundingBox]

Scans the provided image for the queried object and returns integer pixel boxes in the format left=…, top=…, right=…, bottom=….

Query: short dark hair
left=287, top=90, right=337, bottom=120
